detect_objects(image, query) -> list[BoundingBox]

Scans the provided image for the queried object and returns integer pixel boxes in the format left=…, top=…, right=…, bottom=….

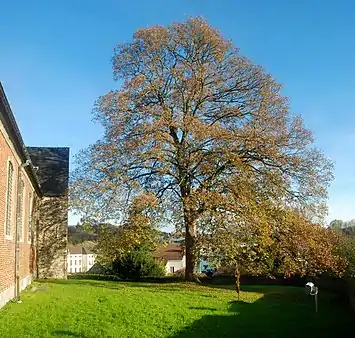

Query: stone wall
left=37, top=195, right=68, bottom=279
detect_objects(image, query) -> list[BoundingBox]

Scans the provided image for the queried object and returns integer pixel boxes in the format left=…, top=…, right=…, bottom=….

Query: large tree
left=71, top=18, right=333, bottom=281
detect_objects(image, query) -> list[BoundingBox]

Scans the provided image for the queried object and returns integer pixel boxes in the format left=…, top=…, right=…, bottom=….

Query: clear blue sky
left=1, top=0, right=355, bottom=224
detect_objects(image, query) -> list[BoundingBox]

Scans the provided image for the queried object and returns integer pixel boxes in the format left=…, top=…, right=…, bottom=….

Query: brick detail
left=1, top=122, right=68, bottom=307
left=0, top=123, right=37, bottom=294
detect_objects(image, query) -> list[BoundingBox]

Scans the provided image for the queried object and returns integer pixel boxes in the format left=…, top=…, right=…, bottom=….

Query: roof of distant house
left=154, top=243, right=184, bottom=261
left=68, top=245, right=95, bottom=255
left=68, top=245, right=84, bottom=255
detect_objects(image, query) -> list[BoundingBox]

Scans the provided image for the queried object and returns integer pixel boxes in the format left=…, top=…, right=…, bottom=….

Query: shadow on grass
left=188, top=306, right=218, bottom=311
left=51, top=330, right=87, bottom=337
left=38, top=278, right=197, bottom=292
left=171, top=295, right=353, bottom=338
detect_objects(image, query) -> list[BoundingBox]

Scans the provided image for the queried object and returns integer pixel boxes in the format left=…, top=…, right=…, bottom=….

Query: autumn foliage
left=71, top=18, right=334, bottom=281
left=94, top=193, right=160, bottom=266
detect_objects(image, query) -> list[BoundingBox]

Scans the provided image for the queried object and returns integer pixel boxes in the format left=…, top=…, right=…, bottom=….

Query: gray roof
left=154, top=243, right=184, bottom=261
left=27, top=147, right=69, bottom=196
left=0, top=81, right=69, bottom=197
left=68, top=245, right=84, bottom=254
left=68, top=245, right=95, bottom=255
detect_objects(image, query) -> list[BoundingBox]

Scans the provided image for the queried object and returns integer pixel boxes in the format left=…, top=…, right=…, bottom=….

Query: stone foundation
left=0, top=274, right=32, bottom=308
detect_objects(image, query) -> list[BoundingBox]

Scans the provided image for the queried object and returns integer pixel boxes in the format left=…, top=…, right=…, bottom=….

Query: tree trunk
left=185, top=213, right=197, bottom=281
left=235, top=263, right=240, bottom=301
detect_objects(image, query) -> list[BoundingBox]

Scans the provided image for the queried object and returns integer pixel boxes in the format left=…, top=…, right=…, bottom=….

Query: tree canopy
left=71, top=18, right=333, bottom=280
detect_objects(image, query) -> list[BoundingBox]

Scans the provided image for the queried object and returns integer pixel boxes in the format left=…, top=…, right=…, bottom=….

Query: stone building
left=0, top=82, right=69, bottom=308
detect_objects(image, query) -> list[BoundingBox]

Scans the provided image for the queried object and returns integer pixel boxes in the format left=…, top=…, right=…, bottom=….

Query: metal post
left=315, top=293, right=318, bottom=313
left=14, top=165, right=21, bottom=300
left=15, top=162, right=31, bottom=301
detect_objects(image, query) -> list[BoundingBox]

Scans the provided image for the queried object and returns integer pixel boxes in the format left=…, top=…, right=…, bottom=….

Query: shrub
left=173, top=268, right=185, bottom=277
left=340, top=236, right=355, bottom=278
left=336, top=234, right=355, bottom=310
left=111, top=247, right=166, bottom=280
left=213, top=265, right=235, bottom=277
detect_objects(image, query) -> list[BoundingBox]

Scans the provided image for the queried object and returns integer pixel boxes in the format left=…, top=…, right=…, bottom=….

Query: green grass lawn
left=0, top=279, right=353, bottom=337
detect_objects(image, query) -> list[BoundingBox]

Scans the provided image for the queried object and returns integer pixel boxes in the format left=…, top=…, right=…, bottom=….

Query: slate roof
left=0, top=81, right=69, bottom=197
left=27, top=147, right=69, bottom=196
left=154, top=243, right=184, bottom=261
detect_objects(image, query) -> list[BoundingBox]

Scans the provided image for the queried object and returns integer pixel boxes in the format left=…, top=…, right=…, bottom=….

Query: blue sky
left=1, top=0, right=355, bottom=224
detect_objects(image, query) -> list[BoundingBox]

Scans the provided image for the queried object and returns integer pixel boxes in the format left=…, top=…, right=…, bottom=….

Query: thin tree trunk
left=185, top=214, right=197, bottom=281
left=235, top=262, right=240, bottom=301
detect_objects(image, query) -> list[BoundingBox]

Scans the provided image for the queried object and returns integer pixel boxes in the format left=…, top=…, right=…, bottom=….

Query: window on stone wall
left=17, top=178, right=25, bottom=242
left=79, top=260, right=81, bottom=266
left=70, top=260, right=72, bottom=266
left=170, top=267, right=175, bottom=273
left=5, top=161, right=14, bottom=237
left=28, top=191, right=32, bottom=243
left=75, top=260, right=77, bottom=265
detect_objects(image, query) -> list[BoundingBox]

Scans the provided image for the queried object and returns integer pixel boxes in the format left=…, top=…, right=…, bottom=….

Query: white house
left=154, top=243, right=186, bottom=274
left=67, top=245, right=96, bottom=273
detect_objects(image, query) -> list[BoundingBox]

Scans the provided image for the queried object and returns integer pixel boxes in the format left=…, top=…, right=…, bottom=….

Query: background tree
left=71, top=18, right=333, bottom=281
left=329, top=219, right=344, bottom=229
left=198, top=179, right=344, bottom=298
left=329, top=219, right=355, bottom=237
left=95, top=193, right=160, bottom=266
left=269, top=210, right=346, bottom=277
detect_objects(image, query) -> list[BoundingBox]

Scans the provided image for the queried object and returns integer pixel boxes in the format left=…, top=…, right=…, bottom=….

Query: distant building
left=67, top=245, right=96, bottom=273
left=154, top=243, right=215, bottom=275
left=154, top=243, right=185, bottom=274
left=198, top=259, right=212, bottom=273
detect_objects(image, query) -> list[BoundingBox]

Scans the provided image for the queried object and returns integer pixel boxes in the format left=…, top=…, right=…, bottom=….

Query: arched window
left=17, top=178, right=25, bottom=242
left=28, top=191, right=33, bottom=243
left=5, top=161, right=14, bottom=237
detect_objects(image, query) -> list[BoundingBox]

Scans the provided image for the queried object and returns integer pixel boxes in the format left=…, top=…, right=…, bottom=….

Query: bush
left=111, top=247, right=166, bottom=280
left=336, top=234, right=355, bottom=310
left=173, top=268, right=185, bottom=277
left=339, top=236, right=355, bottom=278
left=213, top=265, right=235, bottom=277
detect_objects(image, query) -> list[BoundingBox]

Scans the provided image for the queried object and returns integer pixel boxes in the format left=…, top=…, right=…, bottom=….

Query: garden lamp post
left=305, top=282, right=319, bottom=313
